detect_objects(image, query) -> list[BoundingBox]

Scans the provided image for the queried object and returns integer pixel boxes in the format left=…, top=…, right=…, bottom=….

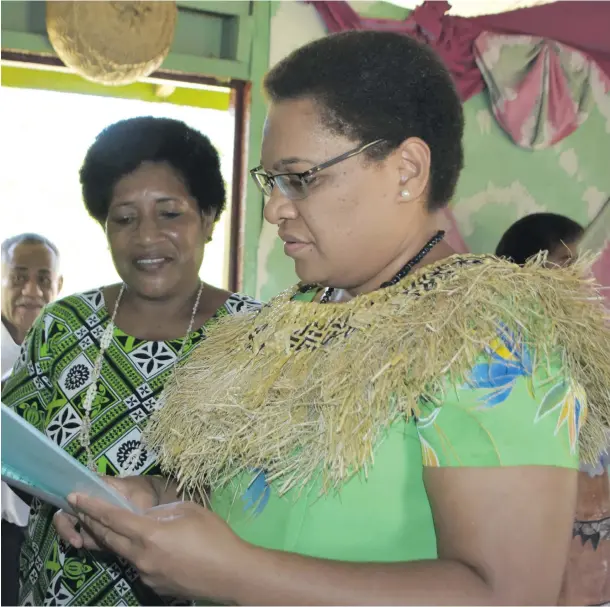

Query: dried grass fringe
left=145, top=255, right=610, bottom=502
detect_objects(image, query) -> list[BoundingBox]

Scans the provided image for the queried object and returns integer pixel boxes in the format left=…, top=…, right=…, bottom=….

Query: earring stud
left=401, top=189, right=410, bottom=199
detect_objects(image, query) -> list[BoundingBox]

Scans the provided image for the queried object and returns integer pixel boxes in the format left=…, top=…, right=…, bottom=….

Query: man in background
left=2, top=233, right=63, bottom=379
left=1, top=232, right=63, bottom=606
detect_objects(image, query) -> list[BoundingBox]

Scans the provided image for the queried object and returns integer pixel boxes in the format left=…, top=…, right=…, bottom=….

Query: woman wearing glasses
left=57, top=32, right=610, bottom=605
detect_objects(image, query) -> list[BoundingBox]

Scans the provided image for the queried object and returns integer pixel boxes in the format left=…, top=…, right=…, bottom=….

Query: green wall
left=452, top=94, right=609, bottom=255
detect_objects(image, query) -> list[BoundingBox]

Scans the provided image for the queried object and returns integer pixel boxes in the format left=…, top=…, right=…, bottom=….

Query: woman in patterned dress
left=2, top=116, right=260, bottom=606
left=58, top=33, right=610, bottom=605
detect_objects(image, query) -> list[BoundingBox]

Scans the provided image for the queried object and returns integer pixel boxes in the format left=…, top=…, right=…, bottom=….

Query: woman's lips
left=283, top=242, right=311, bottom=257
left=133, top=257, right=171, bottom=271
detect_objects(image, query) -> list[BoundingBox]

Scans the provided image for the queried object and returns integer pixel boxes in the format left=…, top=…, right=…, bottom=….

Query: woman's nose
left=136, top=215, right=163, bottom=244
left=263, top=192, right=299, bottom=226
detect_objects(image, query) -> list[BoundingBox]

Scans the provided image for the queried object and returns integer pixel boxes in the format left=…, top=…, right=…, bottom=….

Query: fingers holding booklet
left=2, top=403, right=187, bottom=556
left=55, top=475, right=161, bottom=550
left=1, top=404, right=141, bottom=515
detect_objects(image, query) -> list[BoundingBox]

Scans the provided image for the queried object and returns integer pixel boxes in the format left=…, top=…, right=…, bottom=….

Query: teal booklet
left=1, top=404, right=139, bottom=514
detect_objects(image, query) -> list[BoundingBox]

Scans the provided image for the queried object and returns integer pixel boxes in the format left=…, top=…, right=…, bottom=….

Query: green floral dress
left=2, top=288, right=261, bottom=606
left=212, top=290, right=583, bottom=563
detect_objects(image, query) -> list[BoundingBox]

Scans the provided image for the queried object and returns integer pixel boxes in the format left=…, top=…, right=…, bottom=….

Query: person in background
left=57, top=33, right=609, bottom=606
left=495, top=212, right=583, bottom=266
left=496, top=212, right=609, bottom=606
left=1, top=233, right=63, bottom=382
left=1, top=232, right=63, bottom=607
left=2, top=117, right=261, bottom=606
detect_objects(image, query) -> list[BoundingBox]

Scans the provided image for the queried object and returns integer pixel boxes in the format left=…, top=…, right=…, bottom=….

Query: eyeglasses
left=250, top=139, right=385, bottom=201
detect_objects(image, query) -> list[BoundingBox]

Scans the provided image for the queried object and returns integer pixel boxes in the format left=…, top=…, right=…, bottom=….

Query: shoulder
left=416, top=338, right=582, bottom=469
left=39, top=288, right=106, bottom=321
left=24, top=289, right=106, bottom=349
left=221, top=292, right=263, bottom=315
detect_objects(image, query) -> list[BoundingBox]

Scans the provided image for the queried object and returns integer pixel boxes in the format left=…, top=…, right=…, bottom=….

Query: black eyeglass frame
left=250, top=139, right=385, bottom=200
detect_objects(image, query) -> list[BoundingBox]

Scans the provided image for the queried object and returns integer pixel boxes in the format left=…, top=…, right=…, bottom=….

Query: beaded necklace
left=308, top=230, right=445, bottom=304
left=80, top=282, right=204, bottom=474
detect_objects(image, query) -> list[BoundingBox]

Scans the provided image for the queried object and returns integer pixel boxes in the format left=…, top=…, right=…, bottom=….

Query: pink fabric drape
left=468, top=1, right=610, bottom=81
left=307, top=0, right=485, bottom=101
left=474, top=32, right=610, bottom=149
left=306, top=1, right=610, bottom=103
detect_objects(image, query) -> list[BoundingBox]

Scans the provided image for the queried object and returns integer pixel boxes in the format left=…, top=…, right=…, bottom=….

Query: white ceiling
left=389, top=0, right=556, bottom=17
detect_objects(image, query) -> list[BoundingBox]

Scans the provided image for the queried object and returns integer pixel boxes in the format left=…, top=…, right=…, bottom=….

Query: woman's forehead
left=261, top=100, right=350, bottom=168
left=266, top=98, right=320, bottom=126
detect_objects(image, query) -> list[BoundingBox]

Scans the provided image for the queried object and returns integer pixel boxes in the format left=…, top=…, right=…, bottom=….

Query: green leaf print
left=535, top=380, right=568, bottom=422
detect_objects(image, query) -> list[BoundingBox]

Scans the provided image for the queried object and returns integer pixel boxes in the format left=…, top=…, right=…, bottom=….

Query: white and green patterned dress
left=3, top=288, right=261, bottom=606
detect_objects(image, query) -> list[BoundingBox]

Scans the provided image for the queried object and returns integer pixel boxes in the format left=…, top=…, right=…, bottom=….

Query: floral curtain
left=475, top=33, right=610, bottom=150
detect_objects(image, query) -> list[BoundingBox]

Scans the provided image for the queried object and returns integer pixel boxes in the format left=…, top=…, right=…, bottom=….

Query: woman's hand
left=54, top=475, right=160, bottom=551
left=67, top=493, right=249, bottom=601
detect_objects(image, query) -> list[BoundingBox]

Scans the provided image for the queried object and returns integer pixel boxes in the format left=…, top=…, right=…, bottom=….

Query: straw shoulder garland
left=146, top=254, right=610, bottom=499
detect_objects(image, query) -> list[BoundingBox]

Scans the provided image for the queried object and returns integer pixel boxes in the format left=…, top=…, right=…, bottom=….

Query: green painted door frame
left=241, top=1, right=270, bottom=296
left=1, top=0, right=270, bottom=295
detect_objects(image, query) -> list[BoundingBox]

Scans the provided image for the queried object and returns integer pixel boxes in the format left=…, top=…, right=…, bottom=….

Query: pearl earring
left=401, top=189, right=410, bottom=199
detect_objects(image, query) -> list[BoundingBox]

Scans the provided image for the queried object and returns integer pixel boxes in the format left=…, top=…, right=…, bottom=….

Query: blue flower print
left=241, top=469, right=271, bottom=515
left=467, top=328, right=532, bottom=408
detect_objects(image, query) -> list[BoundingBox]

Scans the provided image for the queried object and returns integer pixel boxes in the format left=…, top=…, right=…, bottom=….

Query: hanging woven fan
left=46, top=1, right=177, bottom=86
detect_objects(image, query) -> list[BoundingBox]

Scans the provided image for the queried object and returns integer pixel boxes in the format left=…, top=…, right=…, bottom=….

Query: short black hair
left=496, top=213, right=584, bottom=265
left=80, top=117, right=226, bottom=224
left=1, top=233, right=60, bottom=264
left=264, top=30, right=464, bottom=210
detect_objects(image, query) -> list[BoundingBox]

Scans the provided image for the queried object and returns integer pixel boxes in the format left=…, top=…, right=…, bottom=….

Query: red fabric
left=306, top=1, right=610, bottom=102
left=307, top=0, right=484, bottom=100
left=469, top=2, right=610, bottom=79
